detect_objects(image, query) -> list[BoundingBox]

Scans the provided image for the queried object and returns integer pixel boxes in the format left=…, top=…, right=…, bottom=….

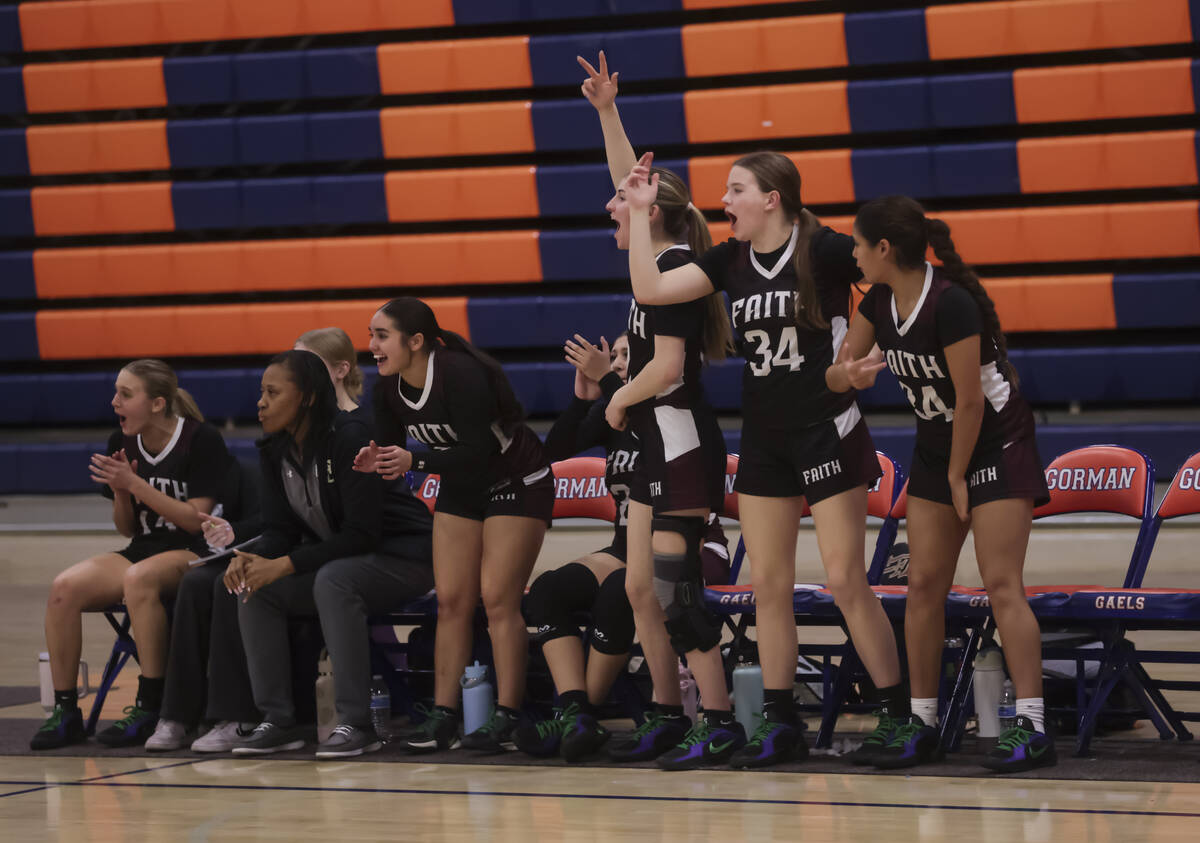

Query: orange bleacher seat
left=688, top=150, right=856, bottom=209
left=33, top=232, right=543, bottom=299
left=927, top=0, right=1193, bottom=61
left=681, top=15, right=848, bottom=77
left=1017, top=130, right=1199, bottom=193
left=378, top=37, right=532, bottom=95
left=682, top=0, right=818, bottom=7
left=984, top=275, right=1117, bottom=332
left=380, top=102, right=536, bottom=159
left=1014, top=59, right=1195, bottom=124
left=23, top=59, right=167, bottom=114
left=31, top=183, right=174, bottom=237
left=25, top=120, right=170, bottom=176
left=683, top=82, right=851, bottom=144
left=35, top=298, right=469, bottom=360
left=385, top=167, right=539, bottom=222
left=19, top=0, right=456, bottom=52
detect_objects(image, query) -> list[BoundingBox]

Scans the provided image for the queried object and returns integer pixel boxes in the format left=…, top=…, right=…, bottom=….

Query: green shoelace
left=861, top=711, right=897, bottom=747
left=38, top=707, right=68, bottom=732
left=676, top=719, right=713, bottom=748
left=110, top=705, right=150, bottom=730
left=884, top=720, right=922, bottom=749
left=995, top=723, right=1034, bottom=752
left=532, top=703, right=581, bottom=740
left=627, top=712, right=667, bottom=740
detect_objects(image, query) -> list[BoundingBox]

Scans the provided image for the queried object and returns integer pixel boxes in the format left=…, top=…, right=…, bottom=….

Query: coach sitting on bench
left=226, top=350, right=433, bottom=759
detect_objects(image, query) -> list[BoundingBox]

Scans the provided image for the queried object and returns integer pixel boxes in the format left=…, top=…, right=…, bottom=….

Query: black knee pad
left=523, top=562, right=599, bottom=644
left=590, top=568, right=635, bottom=655
left=651, top=515, right=722, bottom=655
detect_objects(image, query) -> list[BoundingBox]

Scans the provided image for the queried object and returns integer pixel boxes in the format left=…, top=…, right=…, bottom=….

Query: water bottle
left=732, top=661, right=764, bottom=736
left=38, top=652, right=89, bottom=712
left=972, top=646, right=1004, bottom=752
left=460, top=661, right=493, bottom=736
left=998, top=678, right=1017, bottom=732
left=678, top=664, right=699, bottom=725
left=369, top=675, right=392, bottom=742
left=315, top=649, right=337, bottom=743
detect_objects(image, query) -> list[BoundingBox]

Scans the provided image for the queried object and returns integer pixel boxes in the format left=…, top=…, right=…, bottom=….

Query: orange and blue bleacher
left=2, top=0, right=1200, bottom=498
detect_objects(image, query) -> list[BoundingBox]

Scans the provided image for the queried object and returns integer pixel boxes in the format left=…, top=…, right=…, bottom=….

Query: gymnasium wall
left=1, top=0, right=1198, bottom=491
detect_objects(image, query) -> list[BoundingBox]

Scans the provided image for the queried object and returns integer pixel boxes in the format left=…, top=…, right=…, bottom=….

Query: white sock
left=910, top=698, right=938, bottom=727
left=1016, top=698, right=1045, bottom=733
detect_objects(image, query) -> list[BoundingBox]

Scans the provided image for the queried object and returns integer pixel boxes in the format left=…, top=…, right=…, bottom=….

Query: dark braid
left=924, top=218, right=1019, bottom=387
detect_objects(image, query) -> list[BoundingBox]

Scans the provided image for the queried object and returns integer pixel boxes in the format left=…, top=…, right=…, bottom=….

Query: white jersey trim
left=891, top=262, right=934, bottom=337
left=399, top=350, right=436, bottom=411
left=137, top=416, right=185, bottom=466
left=655, top=244, right=690, bottom=261
left=830, top=314, right=849, bottom=359
left=654, top=405, right=701, bottom=463
left=833, top=402, right=862, bottom=440
left=749, top=223, right=798, bottom=280
left=980, top=360, right=1012, bottom=413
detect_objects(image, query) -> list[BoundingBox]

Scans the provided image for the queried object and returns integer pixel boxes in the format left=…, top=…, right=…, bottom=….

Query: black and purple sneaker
left=729, top=714, right=807, bottom=769
left=871, top=714, right=941, bottom=770
left=30, top=705, right=87, bottom=750
left=981, top=716, right=1057, bottom=773
left=846, top=710, right=898, bottom=766
left=657, top=718, right=747, bottom=771
left=96, top=705, right=158, bottom=748
left=513, top=703, right=578, bottom=757
left=607, top=711, right=690, bottom=763
left=560, top=711, right=610, bottom=762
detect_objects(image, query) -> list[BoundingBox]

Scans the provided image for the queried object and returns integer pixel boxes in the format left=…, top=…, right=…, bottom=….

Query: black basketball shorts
left=908, top=433, right=1050, bottom=510
left=628, top=402, right=726, bottom=515
left=434, top=465, right=556, bottom=526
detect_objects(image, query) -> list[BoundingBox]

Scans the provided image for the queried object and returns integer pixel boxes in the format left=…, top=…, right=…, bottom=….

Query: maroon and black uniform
left=375, top=348, right=555, bottom=524
left=857, top=263, right=1049, bottom=508
left=102, top=417, right=230, bottom=561
left=694, top=225, right=880, bottom=501
left=544, top=371, right=639, bottom=560
left=626, top=245, right=726, bottom=514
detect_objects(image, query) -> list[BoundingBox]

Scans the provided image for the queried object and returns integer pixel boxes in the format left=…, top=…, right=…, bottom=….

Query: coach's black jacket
left=254, top=412, right=432, bottom=574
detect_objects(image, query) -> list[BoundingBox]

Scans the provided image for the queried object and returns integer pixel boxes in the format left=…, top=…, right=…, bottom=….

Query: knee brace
left=523, top=562, right=599, bottom=644
left=651, top=515, right=722, bottom=655
left=589, top=568, right=635, bottom=655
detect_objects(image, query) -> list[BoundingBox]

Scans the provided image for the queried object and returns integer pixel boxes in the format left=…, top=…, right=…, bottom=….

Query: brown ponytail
left=122, top=358, right=205, bottom=422
left=651, top=167, right=733, bottom=361
left=924, top=217, right=1019, bottom=386
left=731, top=151, right=828, bottom=331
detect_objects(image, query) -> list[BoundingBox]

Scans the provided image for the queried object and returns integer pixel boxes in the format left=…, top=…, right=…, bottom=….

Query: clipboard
left=188, top=536, right=262, bottom=567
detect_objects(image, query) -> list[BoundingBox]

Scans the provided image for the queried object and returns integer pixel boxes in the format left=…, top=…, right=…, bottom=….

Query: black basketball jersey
left=376, top=348, right=548, bottom=488
left=695, top=225, right=859, bottom=431
left=101, top=417, right=229, bottom=538
left=858, top=264, right=1035, bottom=453
left=625, top=245, right=707, bottom=425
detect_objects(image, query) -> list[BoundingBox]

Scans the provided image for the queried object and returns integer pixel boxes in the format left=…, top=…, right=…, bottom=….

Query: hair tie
left=686, top=202, right=697, bottom=212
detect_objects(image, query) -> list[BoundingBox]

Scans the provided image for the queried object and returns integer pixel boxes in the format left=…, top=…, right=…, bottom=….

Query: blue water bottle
left=460, top=661, right=493, bottom=735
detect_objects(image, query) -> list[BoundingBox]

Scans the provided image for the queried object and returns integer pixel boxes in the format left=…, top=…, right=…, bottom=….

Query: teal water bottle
left=732, top=661, right=764, bottom=736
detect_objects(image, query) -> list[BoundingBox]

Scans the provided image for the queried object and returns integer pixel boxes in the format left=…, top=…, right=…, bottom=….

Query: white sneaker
left=145, top=719, right=188, bottom=752
left=190, top=721, right=254, bottom=753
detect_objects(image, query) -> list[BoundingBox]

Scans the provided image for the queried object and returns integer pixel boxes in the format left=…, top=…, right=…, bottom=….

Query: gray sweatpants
left=238, top=553, right=434, bottom=728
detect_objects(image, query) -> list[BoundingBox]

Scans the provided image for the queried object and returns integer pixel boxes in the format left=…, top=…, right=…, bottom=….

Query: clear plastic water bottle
left=998, top=678, right=1017, bottom=732
left=369, top=674, right=392, bottom=742
left=460, top=661, right=493, bottom=736
left=731, top=661, right=763, bottom=736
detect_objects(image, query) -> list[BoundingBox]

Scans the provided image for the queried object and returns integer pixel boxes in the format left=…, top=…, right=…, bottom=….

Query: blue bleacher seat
left=848, top=77, right=932, bottom=133
left=537, top=229, right=628, bottom=280
left=0, top=312, right=39, bottom=362
left=0, top=189, right=33, bottom=237
left=529, top=28, right=684, bottom=87
left=1015, top=346, right=1200, bottom=404
left=163, top=55, right=235, bottom=106
left=241, top=177, right=315, bottom=227
left=1114, top=272, right=1200, bottom=329
left=933, top=141, right=1020, bottom=197
left=0, top=252, right=35, bottom=300
left=468, top=294, right=632, bottom=348
left=233, top=52, right=308, bottom=102
left=167, top=118, right=237, bottom=169
left=0, top=67, right=25, bottom=115
left=452, top=0, right=678, bottom=25
left=236, top=115, right=310, bottom=165
left=307, top=47, right=380, bottom=99
left=0, top=5, right=21, bottom=55
left=851, top=147, right=935, bottom=200
left=307, top=111, right=383, bottom=162
left=171, top=180, right=242, bottom=230
left=532, top=94, right=687, bottom=151
left=930, top=72, right=1016, bottom=128
left=0, top=128, right=29, bottom=176
left=844, top=10, right=930, bottom=66
left=312, top=174, right=388, bottom=225
left=535, top=158, right=688, bottom=217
